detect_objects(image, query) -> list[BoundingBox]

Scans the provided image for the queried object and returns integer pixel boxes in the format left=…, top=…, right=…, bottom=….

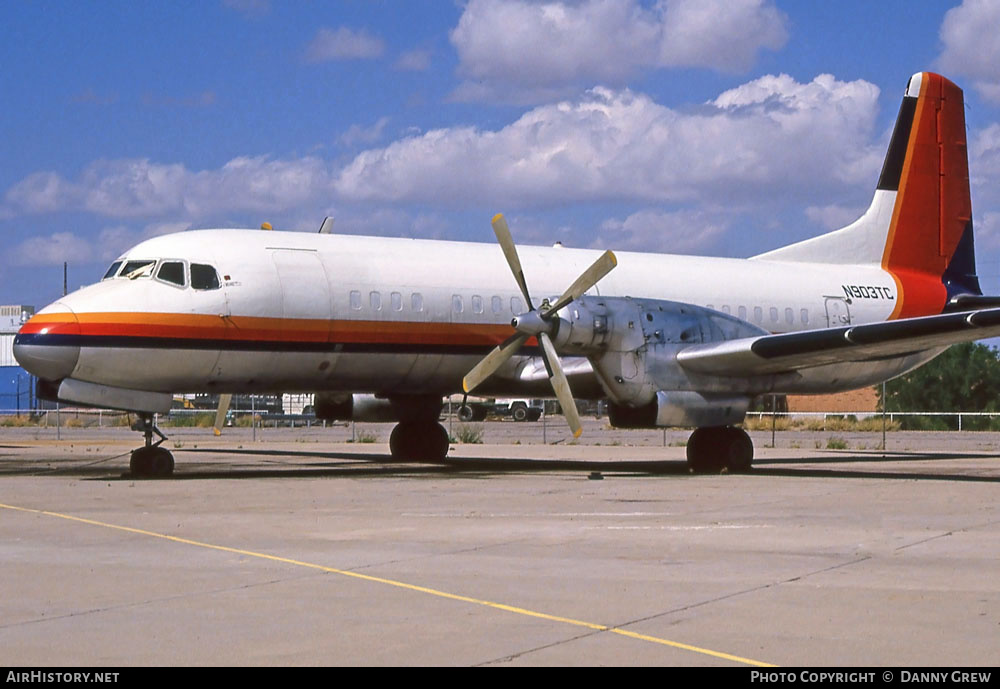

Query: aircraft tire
left=130, top=446, right=175, bottom=478
left=686, top=426, right=753, bottom=474
left=721, top=427, right=753, bottom=473
left=686, top=427, right=724, bottom=474
left=457, top=405, right=475, bottom=422
left=390, top=422, right=450, bottom=462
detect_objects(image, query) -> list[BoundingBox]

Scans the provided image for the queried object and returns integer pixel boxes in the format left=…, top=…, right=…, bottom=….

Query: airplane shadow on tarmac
left=3, top=445, right=997, bottom=483
left=38, top=446, right=1000, bottom=483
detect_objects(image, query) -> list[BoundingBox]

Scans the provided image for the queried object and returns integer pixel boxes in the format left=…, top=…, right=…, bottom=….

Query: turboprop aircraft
left=14, top=72, right=1000, bottom=477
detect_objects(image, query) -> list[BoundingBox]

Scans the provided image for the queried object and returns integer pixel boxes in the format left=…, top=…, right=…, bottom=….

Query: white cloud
left=4, top=156, right=334, bottom=219
left=305, top=27, right=385, bottom=62
left=334, top=74, right=882, bottom=207
left=395, top=50, right=431, bottom=72
left=937, top=0, right=1000, bottom=103
left=5, top=172, right=81, bottom=214
left=1, top=75, right=896, bottom=231
left=340, top=117, right=390, bottom=147
left=974, top=211, right=1000, bottom=250
left=598, top=209, right=727, bottom=253
left=9, top=232, right=94, bottom=266
left=450, top=0, right=788, bottom=102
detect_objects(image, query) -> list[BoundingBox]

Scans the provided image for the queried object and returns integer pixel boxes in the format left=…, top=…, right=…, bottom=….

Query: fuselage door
left=824, top=297, right=852, bottom=327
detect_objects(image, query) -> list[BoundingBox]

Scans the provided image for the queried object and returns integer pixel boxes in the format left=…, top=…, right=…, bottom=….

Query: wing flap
left=677, top=308, right=1000, bottom=376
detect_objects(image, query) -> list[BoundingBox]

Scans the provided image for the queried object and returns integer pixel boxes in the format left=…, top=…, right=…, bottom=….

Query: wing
left=676, top=308, right=1000, bottom=376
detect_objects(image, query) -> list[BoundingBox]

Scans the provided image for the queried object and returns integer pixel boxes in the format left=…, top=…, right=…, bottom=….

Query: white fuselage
left=25, top=228, right=911, bottom=398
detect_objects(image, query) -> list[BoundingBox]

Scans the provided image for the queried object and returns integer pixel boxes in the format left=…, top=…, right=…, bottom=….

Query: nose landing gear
left=129, top=414, right=174, bottom=477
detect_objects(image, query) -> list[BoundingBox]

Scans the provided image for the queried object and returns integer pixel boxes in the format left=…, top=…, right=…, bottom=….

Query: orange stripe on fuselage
left=21, top=312, right=521, bottom=347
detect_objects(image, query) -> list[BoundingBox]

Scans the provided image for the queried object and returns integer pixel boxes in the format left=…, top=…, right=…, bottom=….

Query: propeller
left=463, top=213, right=616, bottom=438
left=213, top=393, right=232, bottom=436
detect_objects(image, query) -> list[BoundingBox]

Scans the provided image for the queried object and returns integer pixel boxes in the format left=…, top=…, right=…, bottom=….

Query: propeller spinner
left=462, top=213, right=617, bottom=437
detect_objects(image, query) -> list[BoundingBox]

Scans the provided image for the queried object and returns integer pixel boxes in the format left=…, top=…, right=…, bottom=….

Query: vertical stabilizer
left=755, top=72, right=978, bottom=318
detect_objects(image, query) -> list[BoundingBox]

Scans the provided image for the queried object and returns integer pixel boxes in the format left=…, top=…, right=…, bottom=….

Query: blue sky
left=3, top=0, right=1000, bottom=310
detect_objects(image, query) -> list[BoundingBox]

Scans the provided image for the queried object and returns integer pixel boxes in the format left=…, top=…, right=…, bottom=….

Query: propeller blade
left=544, top=250, right=617, bottom=316
left=538, top=332, right=582, bottom=438
left=463, top=333, right=531, bottom=393
left=213, top=393, right=232, bottom=436
left=491, top=213, right=535, bottom=311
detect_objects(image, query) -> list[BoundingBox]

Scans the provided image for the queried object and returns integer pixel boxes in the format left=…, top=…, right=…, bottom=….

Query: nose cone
left=13, top=303, right=81, bottom=381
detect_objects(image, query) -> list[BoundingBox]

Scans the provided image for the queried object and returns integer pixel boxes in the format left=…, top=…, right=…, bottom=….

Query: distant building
left=786, top=387, right=879, bottom=414
left=0, top=305, right=35, bottom=412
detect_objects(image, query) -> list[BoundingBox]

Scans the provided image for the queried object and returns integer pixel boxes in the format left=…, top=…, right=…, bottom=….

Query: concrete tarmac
left=1, top=421, right=998, bottom=666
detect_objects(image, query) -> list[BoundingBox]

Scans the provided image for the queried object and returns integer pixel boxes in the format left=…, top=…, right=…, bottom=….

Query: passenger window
left=102, top=261, right=123, bottom=280
left=769, top=307, right=778, bottom=322
left=190, top=264, right=220, bottom=290
left=491, top=296, right=502, bottom=314
left=785, top=308, right=794, bottom=325
left=370, top=291, right=382, bottom=311
left=452, top=295, right=464, bottom=313
left=122, top=259, right=155, bottom=279
left=753, top=306, right=763, bottom=322
left=350, top=291, right=362, bottom=310
left=156, top=261, right=185, bottom=287
left=411, top=293, right=423, bottom=312
left=722, top=305, right=731, bottom=315
left=511, top=296, right=524, bottom=315
left=472, top=295, right=483, bottom=314
left=801, top=308, right=809, bottom=325
left=706, top=304, right=714, bottom=310
left=738, top=306, right=747, bottom=320
left=390, top=292, right=402, bottom=311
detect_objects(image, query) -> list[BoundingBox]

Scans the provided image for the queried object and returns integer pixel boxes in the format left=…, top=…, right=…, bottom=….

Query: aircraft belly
left=74, top=347, right=222, bottom=392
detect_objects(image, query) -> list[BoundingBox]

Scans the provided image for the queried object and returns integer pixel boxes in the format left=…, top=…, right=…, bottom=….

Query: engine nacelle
left=569, top=296, right=767, bottom=426
left=314, top=393, right=397, bottom=422
left=608, top=391, right=750, bottom=429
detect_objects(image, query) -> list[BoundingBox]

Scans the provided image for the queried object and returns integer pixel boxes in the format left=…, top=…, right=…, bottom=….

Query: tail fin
left=755, top=72, right=979, bottom=318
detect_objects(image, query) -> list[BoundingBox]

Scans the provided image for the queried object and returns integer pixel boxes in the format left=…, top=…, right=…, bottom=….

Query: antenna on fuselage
left=318, top=217, right=334, bottom=234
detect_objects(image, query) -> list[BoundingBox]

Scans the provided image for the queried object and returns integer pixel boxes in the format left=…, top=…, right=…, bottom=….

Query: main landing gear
left=387, top=395, right=451, bottom=463
left=389, top=422, right=450, bottom=462
left=686, top=425, right=753, bottom=474
left=129, top=413, right=174, bottom=478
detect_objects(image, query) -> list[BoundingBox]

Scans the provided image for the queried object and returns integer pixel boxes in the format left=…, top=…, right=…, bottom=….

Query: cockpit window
left=102, top=261, right=123, bottom=280
left=156, top=261, right=186, bottom=287
left=121, top=260, right=155, bottom=279
left=190, top=263, right=220, bottom=290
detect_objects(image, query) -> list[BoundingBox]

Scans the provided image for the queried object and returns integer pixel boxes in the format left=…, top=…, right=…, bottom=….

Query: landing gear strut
left=129, top=413, right=174, bottom=477
left=686, top=425, right=753, bottom=473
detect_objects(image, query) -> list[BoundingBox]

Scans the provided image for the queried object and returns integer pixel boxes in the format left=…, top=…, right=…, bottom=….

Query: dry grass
left=744, top=415, right=900, bottom=432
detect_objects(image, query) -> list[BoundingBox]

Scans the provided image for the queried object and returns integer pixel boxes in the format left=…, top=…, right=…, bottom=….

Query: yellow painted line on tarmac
left=1, top=501, right=775, bottom=667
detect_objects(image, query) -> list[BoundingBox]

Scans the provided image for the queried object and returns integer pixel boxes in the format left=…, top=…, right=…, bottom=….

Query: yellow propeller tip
left=573, top=428, right=583, bottom=438
left=607, top=250, right=618, bottom=266
left=213, top=428, right=222, bottom=436
left=462, top=380, right=471, bottom=393
left=491, top=212, right=504, bottom=223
